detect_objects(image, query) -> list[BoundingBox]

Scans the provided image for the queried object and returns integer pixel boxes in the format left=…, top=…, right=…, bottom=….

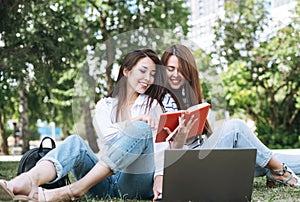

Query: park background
left=0, top=0, right=300, bottom=157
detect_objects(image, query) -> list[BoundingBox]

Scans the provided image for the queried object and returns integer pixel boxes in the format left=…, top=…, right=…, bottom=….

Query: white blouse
left=92, top=94, right=168, bottom=176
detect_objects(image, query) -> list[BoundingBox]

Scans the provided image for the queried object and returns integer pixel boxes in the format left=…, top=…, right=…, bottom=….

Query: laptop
left=160, top=149, right=257, bottom=202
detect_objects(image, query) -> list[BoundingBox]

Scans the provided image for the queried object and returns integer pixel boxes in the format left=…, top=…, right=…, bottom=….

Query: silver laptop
left=160, top=149, right=257, bottom=202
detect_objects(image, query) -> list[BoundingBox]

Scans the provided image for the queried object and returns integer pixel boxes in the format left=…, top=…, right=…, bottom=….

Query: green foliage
left=194, top=49, right=227, bottom=111
left=211, top=0, right=300, bottom=148
left=222, top=61, right=255, bottom=107
left=0, top=0, right=191, bottom=148
left=5, top=129, right=14, bottom=139
left=0, top=1, right=87, bottom=146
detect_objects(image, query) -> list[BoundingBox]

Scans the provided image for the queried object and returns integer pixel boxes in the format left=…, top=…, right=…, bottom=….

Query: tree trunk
left=62, top=123, right=68, bottom=140
left=82, top=101, right=99, bottom=153
left=18, top=80, right=30, bottom=154
left=105, top=39, right=115, bottom=93
left=0, top=112, right=9, bottom=155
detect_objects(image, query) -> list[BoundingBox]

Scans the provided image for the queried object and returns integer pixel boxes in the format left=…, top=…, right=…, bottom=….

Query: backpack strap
left=38, top=137, right=56, bottom=158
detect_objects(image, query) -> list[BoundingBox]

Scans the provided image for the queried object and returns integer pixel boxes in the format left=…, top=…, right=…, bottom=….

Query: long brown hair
left=108, top=49, right=166, bottom=122
left=161, top=44, right=212, bottom=135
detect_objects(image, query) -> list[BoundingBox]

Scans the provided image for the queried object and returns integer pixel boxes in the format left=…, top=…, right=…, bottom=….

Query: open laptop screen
left=162, top=149, right=257, bottom=202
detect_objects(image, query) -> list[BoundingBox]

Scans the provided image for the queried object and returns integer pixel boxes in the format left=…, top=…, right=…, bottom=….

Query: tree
left=85, top=0, right=190, bottom=92
left=212, top=0, right=300, bottom=148
left=0, top=0, right=86, bottom=153
left=212, top=0, right=269, bottom=68
left=0, top=70, right=16, bottom=154
left=1, top=0, right=191, bottom=153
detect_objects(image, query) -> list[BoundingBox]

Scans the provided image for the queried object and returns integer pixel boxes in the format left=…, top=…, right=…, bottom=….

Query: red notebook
left=155, top=103, right=210, bottom=142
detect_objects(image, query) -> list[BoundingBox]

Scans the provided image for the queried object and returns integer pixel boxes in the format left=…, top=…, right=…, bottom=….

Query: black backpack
left=17, top=136, right=70, bottom=189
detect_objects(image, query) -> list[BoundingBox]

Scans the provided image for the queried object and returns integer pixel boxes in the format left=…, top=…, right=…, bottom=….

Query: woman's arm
left=153, top=175, right=163, bottom=200
left=93, top=98, right=126, bottom=143
left=94, top=97, right=163, bottom=143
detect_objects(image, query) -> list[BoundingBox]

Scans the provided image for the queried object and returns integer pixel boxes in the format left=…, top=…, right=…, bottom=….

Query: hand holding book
left=155, top=103, right=210, bottom=143
left=165, top=114, right=186, bottom=142
left=164, top=114, right=199, bottom=148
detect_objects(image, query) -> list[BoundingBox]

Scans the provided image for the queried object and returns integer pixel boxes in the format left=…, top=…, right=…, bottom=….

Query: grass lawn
left=1, top=161, right=300, bottom=201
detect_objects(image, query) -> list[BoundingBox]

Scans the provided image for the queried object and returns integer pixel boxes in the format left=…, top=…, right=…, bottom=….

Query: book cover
left=155, top=103, right=210, bottom=142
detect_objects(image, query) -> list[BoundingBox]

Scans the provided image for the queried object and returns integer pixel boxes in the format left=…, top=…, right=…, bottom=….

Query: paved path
left=272, top=149, right=300, bottom=154
left=1, top=149, right=300, bottom=162
left=0, top=155, right=22, bottom=162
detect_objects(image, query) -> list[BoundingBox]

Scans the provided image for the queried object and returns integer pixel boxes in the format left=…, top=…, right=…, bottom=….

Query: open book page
left=155, top=103, right=210, bottom=143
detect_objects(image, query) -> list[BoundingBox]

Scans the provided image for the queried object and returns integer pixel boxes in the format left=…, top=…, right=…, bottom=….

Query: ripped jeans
left=201, top=119, right=300, bottom=177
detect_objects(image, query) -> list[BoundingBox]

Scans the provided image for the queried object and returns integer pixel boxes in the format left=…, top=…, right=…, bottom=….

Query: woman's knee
left=226, top=118, right=246, bottom=126
left=221, top=118, right=255, bottom=142
left=63, top=134, right=86, bottom=147
left=125, top=121, right=152, bottom=140
left=221, top=119, right=248, bottom=132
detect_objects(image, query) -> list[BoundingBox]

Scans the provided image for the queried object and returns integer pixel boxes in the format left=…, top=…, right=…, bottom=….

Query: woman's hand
left=132, top=115, right=157, bottom=128
left=153, top=175, right=163, bottom=201
left=165, top=114, right=198, bottom=148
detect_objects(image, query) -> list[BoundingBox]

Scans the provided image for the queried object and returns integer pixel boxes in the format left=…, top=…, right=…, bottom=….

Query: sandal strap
left=24, top=173, right=38, bottom=199
left=282, top=173, right=294, bottom=184
left=0, top=180, right=15, bottom=200
left=2, top=180, right=13, bottom=193
left=270, top=163, right=288, bottom=176
left=38, top=187, right=46, bottom=201
left=267, top=163, right=300, bottom=187
left=67, top=185, right=76, bottom=201
left=26, top=186, right=42, bottom=202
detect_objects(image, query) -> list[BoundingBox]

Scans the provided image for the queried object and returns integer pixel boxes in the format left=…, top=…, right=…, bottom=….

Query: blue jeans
left=39, top=121, right=155, bottom=200
left=202, top=119, right=300, bottom=177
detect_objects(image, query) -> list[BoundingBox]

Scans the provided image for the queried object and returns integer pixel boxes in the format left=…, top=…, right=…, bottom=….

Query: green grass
left=1, top=162, right=300, bottom=201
